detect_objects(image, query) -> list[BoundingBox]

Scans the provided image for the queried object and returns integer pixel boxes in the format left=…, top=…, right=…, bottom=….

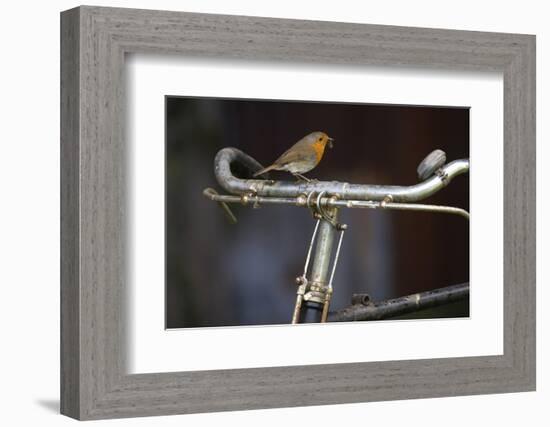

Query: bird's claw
left=293, top=173, right=314, bottom=183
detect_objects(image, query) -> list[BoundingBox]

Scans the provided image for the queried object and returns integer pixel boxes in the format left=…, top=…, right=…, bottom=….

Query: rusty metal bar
left=310, top=209, right=338, bottom=287
left=214, top=148, right=469, bottom=202
left=327, top=282, right=469, bottom=322
left=203, top=189, right=470, bottom=220
left=299, top=207, right=339, bottom=323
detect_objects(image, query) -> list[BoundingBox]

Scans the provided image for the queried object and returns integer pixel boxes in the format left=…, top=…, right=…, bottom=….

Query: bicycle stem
left=295, top=207, right=340, bottom=324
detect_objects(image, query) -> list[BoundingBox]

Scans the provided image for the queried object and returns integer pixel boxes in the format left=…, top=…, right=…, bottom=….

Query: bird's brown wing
left=274, top=142, right=315, bottom=166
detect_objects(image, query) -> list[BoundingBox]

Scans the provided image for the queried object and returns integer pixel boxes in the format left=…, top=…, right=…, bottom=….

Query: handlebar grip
left=417, top=149, right=446, bottom=181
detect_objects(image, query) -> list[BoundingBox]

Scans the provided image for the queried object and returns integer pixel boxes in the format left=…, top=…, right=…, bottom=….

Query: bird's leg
left=293, top=173, right=312, bottom=182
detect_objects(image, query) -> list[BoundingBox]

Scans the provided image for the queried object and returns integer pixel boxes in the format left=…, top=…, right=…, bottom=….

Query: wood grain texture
left=60, top=7, right=80, bottom=419
left=60, top=6, right=536, bottom=420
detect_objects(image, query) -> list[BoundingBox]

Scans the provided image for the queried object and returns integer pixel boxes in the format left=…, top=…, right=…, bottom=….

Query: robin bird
left=253, top=131, right=334, bottom=182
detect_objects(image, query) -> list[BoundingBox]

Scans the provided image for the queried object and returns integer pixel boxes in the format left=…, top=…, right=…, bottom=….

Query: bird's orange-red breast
left=253, top=131, right=334, bottom=179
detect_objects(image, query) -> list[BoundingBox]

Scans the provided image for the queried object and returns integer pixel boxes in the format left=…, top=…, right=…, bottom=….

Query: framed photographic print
left=60, top=5, right=535, bottom=420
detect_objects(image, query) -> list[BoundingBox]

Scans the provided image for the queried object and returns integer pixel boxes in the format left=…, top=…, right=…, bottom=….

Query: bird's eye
left=318, top=137, right=322, bottom=141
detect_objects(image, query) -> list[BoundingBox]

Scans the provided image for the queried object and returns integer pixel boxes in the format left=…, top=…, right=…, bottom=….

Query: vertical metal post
left=299, top=207, right=339, bottom=323
left=310, top=208, right=338, bottom=284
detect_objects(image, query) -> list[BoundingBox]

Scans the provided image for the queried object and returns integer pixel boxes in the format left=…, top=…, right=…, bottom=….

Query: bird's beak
left=327, top=137, right=335, bottom=148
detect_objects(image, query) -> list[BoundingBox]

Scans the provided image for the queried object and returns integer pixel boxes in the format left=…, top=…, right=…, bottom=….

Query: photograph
left=165, top=96, right=470, bottom=328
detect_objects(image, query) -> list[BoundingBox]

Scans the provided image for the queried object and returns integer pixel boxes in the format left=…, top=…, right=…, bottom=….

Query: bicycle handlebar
left=214, top=148, right=469, bottom=202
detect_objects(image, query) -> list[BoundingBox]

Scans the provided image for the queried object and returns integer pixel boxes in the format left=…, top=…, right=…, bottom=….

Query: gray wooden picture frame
left=60, top=5, right=536, bottom=420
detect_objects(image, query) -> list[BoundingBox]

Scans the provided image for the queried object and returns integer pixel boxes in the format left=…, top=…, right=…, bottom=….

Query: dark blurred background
left=165, top=96, right=469, bottom=329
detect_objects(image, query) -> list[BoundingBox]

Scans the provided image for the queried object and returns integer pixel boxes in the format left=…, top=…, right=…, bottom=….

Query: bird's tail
left=253, top=164, right=277, bottom=177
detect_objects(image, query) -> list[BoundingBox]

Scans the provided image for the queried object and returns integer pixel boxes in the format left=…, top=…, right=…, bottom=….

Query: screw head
left=296, top=195, right=307, bottom=206
left=295, top=276, right=308, bottom=285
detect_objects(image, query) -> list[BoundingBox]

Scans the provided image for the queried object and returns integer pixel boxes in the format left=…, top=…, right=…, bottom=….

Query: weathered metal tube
left=214, top=148, right=469, bottom=202
left=299, top=207, right=339, bottom=323
left=310, top=210, right=338, bottom=286
left=327, top=282, right=469, bottom=322
left=203, top=189, right=470, bottom=220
